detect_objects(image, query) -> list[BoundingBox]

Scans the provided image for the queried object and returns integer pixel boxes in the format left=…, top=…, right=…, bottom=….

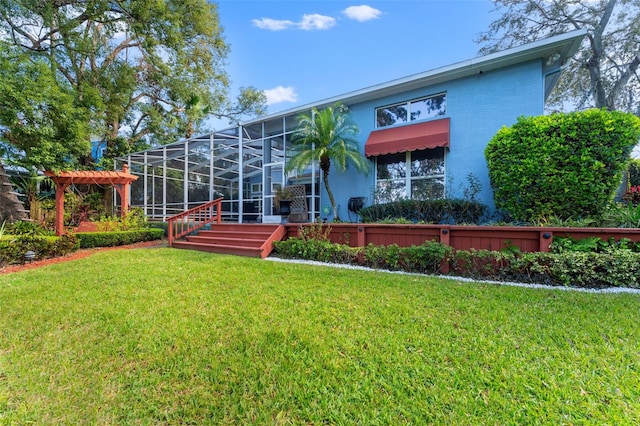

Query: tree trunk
left=587, top=0, right=617, bottom=109
left=320, top=156, right=338, bottom=220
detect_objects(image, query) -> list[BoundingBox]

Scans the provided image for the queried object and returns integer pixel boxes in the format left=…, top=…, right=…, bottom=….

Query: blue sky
left=215, top=0, right=496, bottom=124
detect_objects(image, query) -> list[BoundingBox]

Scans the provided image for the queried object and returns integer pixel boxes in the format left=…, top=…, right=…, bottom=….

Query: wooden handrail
left=167, top=197, right=223, bottom=246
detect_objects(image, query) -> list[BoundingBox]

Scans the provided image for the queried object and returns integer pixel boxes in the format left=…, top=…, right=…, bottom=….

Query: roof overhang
left=365, top=118, right=450, bottom=157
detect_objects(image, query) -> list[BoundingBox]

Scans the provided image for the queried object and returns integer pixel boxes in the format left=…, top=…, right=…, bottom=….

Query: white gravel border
left=265, top=256, right=640, bottom=295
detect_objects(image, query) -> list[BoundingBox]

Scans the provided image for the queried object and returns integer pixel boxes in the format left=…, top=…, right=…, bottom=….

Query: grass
left=1, top=248, right=639, bottom=424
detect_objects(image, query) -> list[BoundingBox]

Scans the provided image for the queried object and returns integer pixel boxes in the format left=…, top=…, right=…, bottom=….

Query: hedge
left=77, top=228, right=164, bottom=249
left=0, top=234, right=79, bottom=266
left=485, top=109, right=640, bottom=222
left=359, top=199, right=488, bottom=224
left=274, top=237, right=640, bottom=289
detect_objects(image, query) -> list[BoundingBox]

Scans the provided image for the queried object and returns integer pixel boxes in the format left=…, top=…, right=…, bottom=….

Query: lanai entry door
left=262, top=161, right=285, bottom=223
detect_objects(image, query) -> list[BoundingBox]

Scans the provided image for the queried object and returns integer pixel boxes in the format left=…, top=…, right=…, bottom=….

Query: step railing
left=167, top=197, right=223, bottom=246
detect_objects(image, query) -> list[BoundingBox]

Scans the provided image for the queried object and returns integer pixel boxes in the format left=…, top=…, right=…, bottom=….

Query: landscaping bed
left=0, top=239, right=166, bottom=275
left=274, top=229, right=640, bottom=289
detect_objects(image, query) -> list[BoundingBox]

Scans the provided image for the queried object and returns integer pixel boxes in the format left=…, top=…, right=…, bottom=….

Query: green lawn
left=1, top=248, right=639, bottom=424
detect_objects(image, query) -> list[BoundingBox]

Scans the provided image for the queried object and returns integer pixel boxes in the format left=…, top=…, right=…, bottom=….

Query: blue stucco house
left=116, top=30, right=586, bottom=223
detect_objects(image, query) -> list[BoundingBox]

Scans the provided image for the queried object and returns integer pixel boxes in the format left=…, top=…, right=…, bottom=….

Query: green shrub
left=448, top=249, right=515, bottom=281
left=6, top=220, right=51, bottom=236
left=0, top=233, right=78, bottom=265
left=485, top=109, right=640, bottom=222
left=359, top=199, right=488, bottom=224
left=507, top=251, right=640, bottom=289
left=273, top=238, right=359, bottom=264
left=274, top=236, right=640, bottom=289
left=274, top=238, right=451, bottom=274
left=550, top=235, right=640, bottom=253
left=77, top=228, right=164, bottom=249
left=628, top=159, right=640, bottom=187
left=601, top=202, right=640, bottom=228
left=96, top=207, right=149, bottom=232
left=146, top=221, right=169, bottom=237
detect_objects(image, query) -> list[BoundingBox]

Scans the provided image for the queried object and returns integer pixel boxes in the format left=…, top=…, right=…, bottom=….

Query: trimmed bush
left=274, top=238, right=452, bottom=274
left=361, top=242, right=452, bottom=274
left=505, top=251, right=640, bottom=289
left=77, top=228, right=164, bottom=249
left=273, top=238, right=360, bottom=265
left=274, top=237, right=640, bottom=289
left=485, top=109, right=640, bottom=222
left=359, top=199, right=488, bottom=224
left=146, top=221, right=169, bottom=237
left=0, top=233, right=79, bottom=265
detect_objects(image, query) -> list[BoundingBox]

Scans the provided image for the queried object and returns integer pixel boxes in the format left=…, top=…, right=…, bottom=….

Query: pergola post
left=114, top=164, right=131, bottom=218
left=54, top=182, right=68, bottom=236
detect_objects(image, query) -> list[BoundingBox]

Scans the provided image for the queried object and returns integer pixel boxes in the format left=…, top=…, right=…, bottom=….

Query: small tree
left=485, top=109, right=640, bottom=222
left=286, top=104, right=370, bottom=220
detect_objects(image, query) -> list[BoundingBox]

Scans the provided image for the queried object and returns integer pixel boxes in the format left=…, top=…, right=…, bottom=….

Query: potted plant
left=274, top=186, right=295, bottom=216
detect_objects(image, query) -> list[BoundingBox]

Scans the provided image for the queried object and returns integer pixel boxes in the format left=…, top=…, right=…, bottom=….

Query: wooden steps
left=171, top=223, right=286, bottom=258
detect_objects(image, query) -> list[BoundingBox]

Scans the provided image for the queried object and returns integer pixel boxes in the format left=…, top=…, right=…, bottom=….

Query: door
left=262, top=162, right=285, bottom=222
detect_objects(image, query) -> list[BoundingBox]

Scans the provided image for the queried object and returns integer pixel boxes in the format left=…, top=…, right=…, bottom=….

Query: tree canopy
left=477, top=0, right=640, bottom=114
left=0, top=46, right=91, bottom=170
left=0, top=0, right=266, bottom=170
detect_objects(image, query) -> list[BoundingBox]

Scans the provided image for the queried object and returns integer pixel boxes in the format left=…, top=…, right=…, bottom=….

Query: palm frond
left=285, top=103, right=370, bottom=175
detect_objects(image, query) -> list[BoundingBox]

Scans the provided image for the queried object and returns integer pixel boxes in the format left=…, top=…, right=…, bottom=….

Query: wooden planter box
left=284, top=223, right=640, bottom=253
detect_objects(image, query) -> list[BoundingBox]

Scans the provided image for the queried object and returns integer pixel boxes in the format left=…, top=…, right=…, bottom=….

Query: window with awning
left=368, top=118, right=449, bottom=202
left=365, top=118, right=450, bottom=157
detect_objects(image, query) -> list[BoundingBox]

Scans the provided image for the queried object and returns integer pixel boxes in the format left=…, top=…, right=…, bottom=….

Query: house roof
left=241, top=29, right=587, bottom=126
left=118, top=30, right=587, bottom=162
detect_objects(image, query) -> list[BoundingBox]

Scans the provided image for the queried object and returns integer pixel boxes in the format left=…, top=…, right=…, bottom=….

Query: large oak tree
left=477, top=0, right=640, bottom=114
left=0, top=0, right=265, bottom=170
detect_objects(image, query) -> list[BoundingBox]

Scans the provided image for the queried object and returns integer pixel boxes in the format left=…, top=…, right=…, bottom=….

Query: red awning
left=365, top=118, right=450, bottom=157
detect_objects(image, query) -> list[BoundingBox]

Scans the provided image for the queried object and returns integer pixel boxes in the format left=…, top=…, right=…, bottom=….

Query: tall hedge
left=485, top=109, right=640, bottom=222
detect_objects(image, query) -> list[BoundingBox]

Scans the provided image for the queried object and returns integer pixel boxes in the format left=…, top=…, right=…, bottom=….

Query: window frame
left=375, top=92, right=447, bottom=129
left=375, top=148, right=446, bottom=201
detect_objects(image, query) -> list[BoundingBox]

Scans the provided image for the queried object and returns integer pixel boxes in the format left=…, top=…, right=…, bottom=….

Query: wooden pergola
left=45, top=165, right=139, bottom=236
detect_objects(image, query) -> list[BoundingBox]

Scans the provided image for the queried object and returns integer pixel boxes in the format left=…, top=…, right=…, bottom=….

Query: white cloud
left=251, top=18, right=296, bottom=31
left=252, top=14, right=336, bottom=31
left=299, top=14, right=336, bottom=30
left=264, top=86, right=297, bottom=105
left=343, top=5, right=382, bottom=22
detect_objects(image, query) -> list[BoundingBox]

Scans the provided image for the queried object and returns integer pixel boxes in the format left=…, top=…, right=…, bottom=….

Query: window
left=375, top=148, right=445, bottom=202
left=376, top=93, right=447, bottom=128
left=251, top=183, right=262, bottom=198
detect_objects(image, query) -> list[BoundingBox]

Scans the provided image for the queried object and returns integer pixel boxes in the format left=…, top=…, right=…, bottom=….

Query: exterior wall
left=323, top=59, right=544, bottom=220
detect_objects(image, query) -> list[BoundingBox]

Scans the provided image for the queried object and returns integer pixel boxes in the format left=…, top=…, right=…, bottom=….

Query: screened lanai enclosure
left=115, top=114, right=321, bottom=223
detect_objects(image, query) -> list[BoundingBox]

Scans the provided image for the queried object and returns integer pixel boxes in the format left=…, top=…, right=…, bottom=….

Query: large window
left=375, top=148, right=445, bottom=202
left=376, top=93, right=447, bottom=128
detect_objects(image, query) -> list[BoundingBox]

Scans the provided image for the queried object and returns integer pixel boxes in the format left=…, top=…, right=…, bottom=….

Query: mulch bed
left=0, top=240, right=167, bottom=275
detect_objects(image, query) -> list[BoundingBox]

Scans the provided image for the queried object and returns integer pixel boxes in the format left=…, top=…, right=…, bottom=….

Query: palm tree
left=286, top=104, right=370, bottom=220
